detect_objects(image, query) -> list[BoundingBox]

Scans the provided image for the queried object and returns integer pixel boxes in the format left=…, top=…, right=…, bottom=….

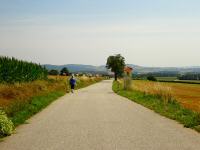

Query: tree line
left=0, top=56, right=48, bottom=83
left=178, top=73, right=200, bottom=80
left=48, top=67, right=70, bottom=76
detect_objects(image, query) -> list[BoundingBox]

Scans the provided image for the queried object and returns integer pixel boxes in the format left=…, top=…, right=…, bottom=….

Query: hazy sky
left=0, top=0, right=200, bottom=67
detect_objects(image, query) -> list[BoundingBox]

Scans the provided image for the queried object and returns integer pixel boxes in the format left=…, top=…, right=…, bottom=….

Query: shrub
left=0, top=109, right=14, bottom=136
left=147, top=75, right=157, bottom=81
left=60, top=67, right=69, bottom=76
left=48, top=69, right=59, bottom=75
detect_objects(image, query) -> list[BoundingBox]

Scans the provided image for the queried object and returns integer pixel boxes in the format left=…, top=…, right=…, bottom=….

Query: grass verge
left=113, top=81, right=200, bottom=132
left=10, top=91, right=65, bottom=126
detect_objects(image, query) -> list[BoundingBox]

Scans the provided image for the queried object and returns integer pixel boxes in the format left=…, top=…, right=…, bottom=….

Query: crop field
left=174, top=80, right=200, bottom=84
left=156, top=77, right=177, bottom=81
left=0, top=75, right=103, bottom=115
left=0, top=56, right=47, bottom=83
left=131, top=80, right=200, bottom=112
left=156, top=76, right=200, bottom=84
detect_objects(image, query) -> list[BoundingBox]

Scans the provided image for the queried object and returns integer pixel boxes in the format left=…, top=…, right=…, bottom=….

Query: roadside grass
left=10, top=91, right=64, bottom=126
left=0, top=76, right=103, bottom=137
left=113, top=81, right=200, bottom=132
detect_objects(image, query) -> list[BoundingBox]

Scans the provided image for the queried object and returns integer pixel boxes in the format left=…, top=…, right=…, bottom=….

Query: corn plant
left=0, top=56, right=48, bottom=83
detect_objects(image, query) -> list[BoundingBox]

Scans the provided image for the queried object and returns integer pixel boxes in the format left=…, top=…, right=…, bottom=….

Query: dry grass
left=0, top=75, right=103, bottom=109
left=0, top=79, right=66, bottom=108
left=131, top=81, right=173, bottom=104
left=0, top=75, right=103, bottom=133
left=131, top=80, right=200, bottom=112
left=48, top=75, right=101, bottom=83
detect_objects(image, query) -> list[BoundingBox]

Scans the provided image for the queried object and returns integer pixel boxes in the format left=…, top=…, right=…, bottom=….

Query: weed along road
left=1, top=80, right=200, bottom=150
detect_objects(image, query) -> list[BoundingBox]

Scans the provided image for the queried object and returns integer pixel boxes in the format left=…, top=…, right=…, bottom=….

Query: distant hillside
left=44, top=64, right=200, bottom=74
left=44, top=64, right=108, bottom=74
left=127, top=64, right=200, bottom=74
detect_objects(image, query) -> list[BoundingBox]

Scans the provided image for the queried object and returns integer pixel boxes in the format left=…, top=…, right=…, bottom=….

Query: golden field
left=131, top=80, right=200, bottom=112
left=0, top=76, right=103, bottom=109
left=0, top=79, right=66, bottom=108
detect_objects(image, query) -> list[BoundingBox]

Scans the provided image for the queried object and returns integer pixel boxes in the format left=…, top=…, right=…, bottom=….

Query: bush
left=60, top=67, right=69, bottom=76
left=0, top=109, right=14, bottom=136
left=48, top=69, right=59, bottom=75
left=147, top=75, right=157, bottom=81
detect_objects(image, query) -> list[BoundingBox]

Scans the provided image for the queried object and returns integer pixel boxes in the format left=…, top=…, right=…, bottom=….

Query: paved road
left=1, top=80, right=200, bottom=150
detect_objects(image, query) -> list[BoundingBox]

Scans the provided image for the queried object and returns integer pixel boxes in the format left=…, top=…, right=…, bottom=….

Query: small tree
left=106, top=54, right=125, bottom=81
left=147, top=75, right=157, bottom=81
left=48, top=69, right=59, bottom=75
left=60, top=67, right=69, bottom=76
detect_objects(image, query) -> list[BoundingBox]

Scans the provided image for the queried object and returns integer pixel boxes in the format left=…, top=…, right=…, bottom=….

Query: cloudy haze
left=0, top=0, right=200, bottom=67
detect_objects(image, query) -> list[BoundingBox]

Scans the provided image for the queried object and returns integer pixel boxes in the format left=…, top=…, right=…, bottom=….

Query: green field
left=156, top=77, right=177, bottom=81
left=175, top=80, right=200, bottom=83
left=156, top=77, right=200, bottom=84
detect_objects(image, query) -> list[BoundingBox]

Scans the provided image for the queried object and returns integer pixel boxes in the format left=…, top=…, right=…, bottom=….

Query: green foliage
left=147, top=75, right=157, bottom=81
left=0, top=56, right=48, bottom=83
left=60, top=67, right=69, bottom=76
left=48, top=69, right=59, bottom=75
left=106, top=54, right=125, bottom=81
left=0, top=109, right=14, bottom=136
left=113, top=81, right=200, bottom=132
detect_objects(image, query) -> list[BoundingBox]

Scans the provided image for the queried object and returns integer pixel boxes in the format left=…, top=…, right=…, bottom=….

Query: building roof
left=124, top=66, right=133, bottom=73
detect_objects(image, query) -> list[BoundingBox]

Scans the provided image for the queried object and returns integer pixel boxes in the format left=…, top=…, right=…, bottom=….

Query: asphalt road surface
left=1, top=80, right=200, bottom=150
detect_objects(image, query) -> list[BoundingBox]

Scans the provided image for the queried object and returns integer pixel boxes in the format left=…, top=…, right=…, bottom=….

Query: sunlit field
left=0, top=76, right=103, bottom=112
left=131, top=80, right=200, bottom=112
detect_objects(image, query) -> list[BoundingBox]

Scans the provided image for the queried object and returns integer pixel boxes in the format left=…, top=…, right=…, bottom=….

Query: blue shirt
left=69, top=78, right=76, bottom=85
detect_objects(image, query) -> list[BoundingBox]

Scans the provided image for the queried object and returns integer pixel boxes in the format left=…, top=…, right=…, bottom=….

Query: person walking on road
left=69, top=74, right=76, bottom=93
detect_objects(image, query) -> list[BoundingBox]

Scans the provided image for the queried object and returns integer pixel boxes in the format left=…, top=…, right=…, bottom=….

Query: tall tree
left=60, top=67, right=69, bottom=76
left=106, top=54, right=125, bottom=81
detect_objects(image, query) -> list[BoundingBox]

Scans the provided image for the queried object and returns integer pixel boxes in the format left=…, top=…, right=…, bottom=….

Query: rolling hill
left=44, top=64, right=108, bottom=74
left=44, top=64, right=200, bottom=74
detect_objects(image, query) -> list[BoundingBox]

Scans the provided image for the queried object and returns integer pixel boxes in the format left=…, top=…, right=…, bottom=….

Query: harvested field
left=131, top=80, right=200, bottom=112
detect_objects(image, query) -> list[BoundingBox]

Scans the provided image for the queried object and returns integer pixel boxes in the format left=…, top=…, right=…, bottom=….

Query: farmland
left=113, top=80, right=200, bottom=131
left=156, top=76, right=177, bottom=81
left=0, top=75, right=103, bottom=124
left=0, top=56, right=47, bottom=83
left=156, top=76, right=200, bottom=84
left=131, top=80, right=200, bottom=112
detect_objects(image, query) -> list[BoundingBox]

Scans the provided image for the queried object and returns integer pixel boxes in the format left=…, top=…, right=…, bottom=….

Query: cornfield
left=0, top=56, right=48, bottom=83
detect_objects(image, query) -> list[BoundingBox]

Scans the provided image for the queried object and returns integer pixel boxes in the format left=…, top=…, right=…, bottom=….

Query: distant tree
left=147, top=75, right=157, bottom=81
left=60, top=67, right=69, bottom=76
left=48, top=69, right=59, bottom=75
left=106, top=54, right=125, bottom=81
